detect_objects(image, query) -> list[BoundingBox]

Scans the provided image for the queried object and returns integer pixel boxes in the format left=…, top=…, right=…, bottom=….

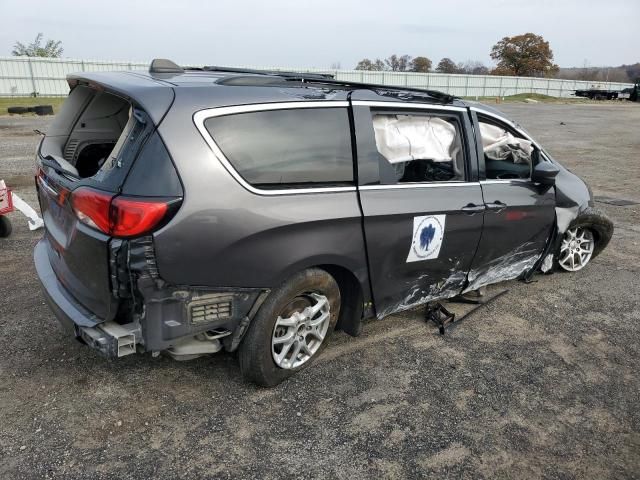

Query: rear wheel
left=239, top=268, right=340, bottom=387
left=558, top=227, right=594, bottom=272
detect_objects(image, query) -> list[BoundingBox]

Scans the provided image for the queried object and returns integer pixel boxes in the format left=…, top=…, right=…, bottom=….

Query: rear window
left=39, top=86, right=155, bottom=192
left=204, top=108, right=353, bottom=189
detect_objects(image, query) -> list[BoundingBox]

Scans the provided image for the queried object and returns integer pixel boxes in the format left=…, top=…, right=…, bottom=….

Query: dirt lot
left=1, top=103, right=639, bottom=479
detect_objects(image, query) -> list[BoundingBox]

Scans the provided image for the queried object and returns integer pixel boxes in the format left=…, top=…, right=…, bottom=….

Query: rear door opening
left=36, top=84, right=182, bottom=321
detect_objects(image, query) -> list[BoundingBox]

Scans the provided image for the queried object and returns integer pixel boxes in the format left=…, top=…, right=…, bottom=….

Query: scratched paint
left=377, top=262, right=466, bottom=319
left=464, top=243, right=542, bottom=293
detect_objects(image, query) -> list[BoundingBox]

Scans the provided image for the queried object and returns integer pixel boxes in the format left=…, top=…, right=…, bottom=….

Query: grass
left=0, top=96, right=67, bottom=115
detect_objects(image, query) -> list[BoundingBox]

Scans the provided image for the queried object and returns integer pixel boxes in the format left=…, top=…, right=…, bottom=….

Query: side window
left=204, top=108, right=353, bottom=189
left=371, top=111, right=466, bottom=184
left=478, top=117, right=534, bottom=180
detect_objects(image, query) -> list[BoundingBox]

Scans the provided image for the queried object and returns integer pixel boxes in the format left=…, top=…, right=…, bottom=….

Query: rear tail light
left=110, top=197, right=168, bottom=237
left=71, top=188, right=112, bottom=233
left=71, top=187, right=179, bottom=238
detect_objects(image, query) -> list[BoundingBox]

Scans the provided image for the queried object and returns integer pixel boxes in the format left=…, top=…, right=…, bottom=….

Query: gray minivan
left=34, top=60, right=612, bottom=386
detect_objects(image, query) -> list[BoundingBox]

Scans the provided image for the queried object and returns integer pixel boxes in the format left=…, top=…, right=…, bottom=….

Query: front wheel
left=558, top=227, right=595, bottom=272
left=239, top=268, right=340, bottom=387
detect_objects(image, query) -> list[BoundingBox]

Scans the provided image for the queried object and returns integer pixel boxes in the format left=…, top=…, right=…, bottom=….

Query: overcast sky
left=0, top=0, right=637, bottom=68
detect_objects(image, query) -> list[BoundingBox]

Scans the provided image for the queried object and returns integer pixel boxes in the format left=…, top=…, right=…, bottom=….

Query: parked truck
left=575, top=80, right=639, bottom=101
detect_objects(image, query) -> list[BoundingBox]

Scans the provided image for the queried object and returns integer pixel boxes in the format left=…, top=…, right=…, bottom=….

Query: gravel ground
left=1, top=103, right=639, bottom=479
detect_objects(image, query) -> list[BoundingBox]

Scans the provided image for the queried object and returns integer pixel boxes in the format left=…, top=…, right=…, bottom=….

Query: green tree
left=12, top=33, right=63, bottom=57
left=490, top=33, right=558, bottom=77
left=410, top=56, right=432, bottom=73
left=436, top=58, right=459, bottom=74
left=355, top=58, right=385, bottom=71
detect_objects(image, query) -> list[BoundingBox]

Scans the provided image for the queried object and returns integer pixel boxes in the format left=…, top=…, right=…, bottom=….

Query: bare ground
left=0, top=103, right=639, bottom=479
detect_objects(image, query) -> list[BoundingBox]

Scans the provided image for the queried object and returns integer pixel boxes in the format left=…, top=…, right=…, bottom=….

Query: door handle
left=461, top=203, right=486, bottom=214
left=486, top=201, right=507, bottom=213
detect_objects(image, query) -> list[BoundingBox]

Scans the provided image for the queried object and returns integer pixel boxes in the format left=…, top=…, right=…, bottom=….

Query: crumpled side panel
left=376, top=262, right=467, bottom=319
left=464, top=242, right=542, bottom=293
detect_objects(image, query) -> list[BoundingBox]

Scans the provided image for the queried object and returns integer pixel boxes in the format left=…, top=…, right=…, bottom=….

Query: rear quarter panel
left=152, top=90, right=370, bottom=299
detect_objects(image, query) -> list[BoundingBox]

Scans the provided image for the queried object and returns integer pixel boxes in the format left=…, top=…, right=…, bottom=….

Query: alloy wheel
left=271, top=293, right=331, bottom=369
left=558, top=227, right=594, bottom=272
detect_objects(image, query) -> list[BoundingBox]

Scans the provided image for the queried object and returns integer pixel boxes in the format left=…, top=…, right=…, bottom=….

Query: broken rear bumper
left=34, top=239, right=102, bottom=333
left=36, top=238, right=270, bottom=358
left=34, top=240, right=136, bottom=358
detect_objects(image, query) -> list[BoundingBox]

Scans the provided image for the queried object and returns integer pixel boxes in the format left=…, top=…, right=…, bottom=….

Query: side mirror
left=532, top=161, right=560, bottom=186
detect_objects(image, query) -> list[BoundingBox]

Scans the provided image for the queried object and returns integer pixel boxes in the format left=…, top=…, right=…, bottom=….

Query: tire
left=557, top=226, right=595, bottom=272
left=239, top=268, right=341, bottom=387
left=0, top=216, right=12, bottom=238
left=34, top=105, right=54, bottom=116
left=7, top=106, right=28, bottom=114
left=555, top=207, right=613, bottom=272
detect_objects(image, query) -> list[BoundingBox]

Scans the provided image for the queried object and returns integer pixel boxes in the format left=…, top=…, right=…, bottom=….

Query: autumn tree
left=355, top=58, right=385, bottom=71
left=12, top=33, right=63, bottom=57
left=490, top=33, right=558, bottom=77
left=410, top=56, right=432, bottom=73
left=436, top=58, right=459, bottom=74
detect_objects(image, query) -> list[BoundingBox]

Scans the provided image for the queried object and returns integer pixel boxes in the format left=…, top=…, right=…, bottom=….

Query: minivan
left=34, top=59, right=612, bottom=386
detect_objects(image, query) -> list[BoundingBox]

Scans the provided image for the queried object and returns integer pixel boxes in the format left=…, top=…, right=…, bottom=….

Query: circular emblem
left=411, top=215, right=444, bottom=260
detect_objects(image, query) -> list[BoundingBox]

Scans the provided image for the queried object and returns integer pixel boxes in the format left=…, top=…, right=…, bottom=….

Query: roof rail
left=149, top=58, right=184, bottom=74
left=295, top=77, right=455, bottom=103
left=149, top=59, right=453, bottom=103
left=200, top=65, right=334, bottom=80
left=214, top=74, right=453, bottom=103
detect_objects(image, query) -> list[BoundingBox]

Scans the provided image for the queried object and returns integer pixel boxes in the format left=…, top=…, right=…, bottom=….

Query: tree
left=436, top=58, right=459, bottom=74
left=355, top=58, right=385, bottom=71
left=410, top=56, right=432, bottom=73
left=624, top=63, right=640, bottom=83
left=490, top=33, right=558, bottom=77
left=12, top=33, right=63, bottom=57
left=384, top=54, right=412, bottom=72
left=458, top=60, right=489, bottom=75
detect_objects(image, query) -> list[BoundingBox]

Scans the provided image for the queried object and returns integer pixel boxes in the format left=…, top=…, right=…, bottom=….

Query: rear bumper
left=35, top=239, right=141, bottom=357
left=34, top=239, right=103, bottom=333
left=35, top=238, right=270, bottom=356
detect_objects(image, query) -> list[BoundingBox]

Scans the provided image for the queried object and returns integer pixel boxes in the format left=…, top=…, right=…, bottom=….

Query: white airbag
left=479, top=122, right=533, bottom=164
left=373, top=115, right=456, bottom=164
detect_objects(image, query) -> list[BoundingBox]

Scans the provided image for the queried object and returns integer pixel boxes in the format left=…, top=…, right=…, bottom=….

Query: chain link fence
left=0, top=56, right=633, bottom=98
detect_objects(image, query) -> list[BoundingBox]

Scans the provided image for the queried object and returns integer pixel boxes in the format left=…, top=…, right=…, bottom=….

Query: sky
left=0, top=0, right=637, bottom=69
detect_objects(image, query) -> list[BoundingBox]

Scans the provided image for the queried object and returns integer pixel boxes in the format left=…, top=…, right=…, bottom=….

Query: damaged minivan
left=34, top=60, right=613, bottom=386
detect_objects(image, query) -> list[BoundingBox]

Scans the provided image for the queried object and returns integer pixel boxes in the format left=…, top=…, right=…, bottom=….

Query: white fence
left=0, top=56, right=633, bottom=98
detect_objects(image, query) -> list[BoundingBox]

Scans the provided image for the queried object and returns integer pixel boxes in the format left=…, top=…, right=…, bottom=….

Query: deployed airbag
left=373, top=115, right=456, bottom=164
left=480, top=122, right=533, bottom=164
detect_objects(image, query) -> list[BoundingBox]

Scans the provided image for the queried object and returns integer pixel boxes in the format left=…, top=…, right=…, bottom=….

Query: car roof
left=67, top=67, right=470, bottom=115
